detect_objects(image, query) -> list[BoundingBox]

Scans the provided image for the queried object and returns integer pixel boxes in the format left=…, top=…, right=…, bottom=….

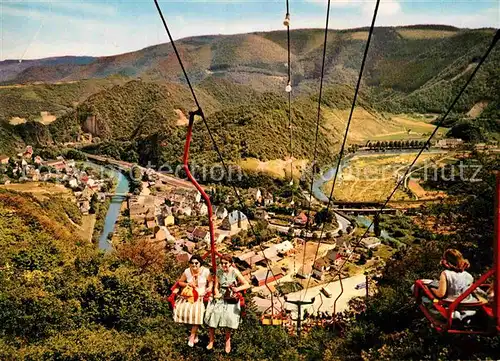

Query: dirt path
left=450, top=63, right=475, bottom=82
left=467, top=101, right=489, bottom=118
left=79, top=214, right=96, bottom=243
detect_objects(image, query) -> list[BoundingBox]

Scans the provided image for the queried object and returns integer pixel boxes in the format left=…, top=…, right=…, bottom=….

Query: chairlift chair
left=412, top=173, right=500, bottom=335
left=168, top=110, right=230, bottom=308
left=260, top=269, right=286, bottom=326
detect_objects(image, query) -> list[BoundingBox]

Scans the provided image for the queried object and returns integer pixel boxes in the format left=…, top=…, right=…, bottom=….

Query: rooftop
left=253, top=267, right=283, bottom=282
left=224, top=210, right=248, bottom=225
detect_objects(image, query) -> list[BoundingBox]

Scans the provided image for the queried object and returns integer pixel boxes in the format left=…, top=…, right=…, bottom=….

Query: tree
left=357, top=253, right=367, bottom=265
left=314, top=207, right=333, bottom=225
left=123, top=149, right=139, bottom=163
left=232, top=236, right=242, bottom=247
left=89, top=193, right=99, bottom=214
left=66, top=149, right=87, bottom=161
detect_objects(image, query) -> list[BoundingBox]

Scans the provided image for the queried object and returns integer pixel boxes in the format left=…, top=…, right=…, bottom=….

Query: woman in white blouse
left=174, top=255, right=212, bottom=347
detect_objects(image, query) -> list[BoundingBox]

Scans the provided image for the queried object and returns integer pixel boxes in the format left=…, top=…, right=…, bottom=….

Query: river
left=84, top=161, right=130, bottom=251
left=98, top=170, right=130, bottom=251
left=311, top=155, right=354, bottom=202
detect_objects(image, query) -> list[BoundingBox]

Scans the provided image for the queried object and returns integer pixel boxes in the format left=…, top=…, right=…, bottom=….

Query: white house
left=221, top=210, right=249, bottom=232
left=214, top=206, right=228, bottom=220
left=275, top=240, right=294, bottom=255
left=191, top=227, right=210, bottom=244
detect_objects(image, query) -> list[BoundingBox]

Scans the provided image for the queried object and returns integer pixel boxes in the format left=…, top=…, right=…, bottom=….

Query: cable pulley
left=283, top=13, right=290, bottom=27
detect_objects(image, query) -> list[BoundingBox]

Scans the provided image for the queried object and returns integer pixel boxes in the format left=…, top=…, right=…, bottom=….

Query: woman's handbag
left=223, top=287, right=240, bottom=304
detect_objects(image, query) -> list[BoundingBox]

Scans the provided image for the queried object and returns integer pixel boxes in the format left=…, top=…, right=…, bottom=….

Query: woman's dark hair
left=220, top=254, right=233, bottom=263
left=189, top=255, right=204, bottom=265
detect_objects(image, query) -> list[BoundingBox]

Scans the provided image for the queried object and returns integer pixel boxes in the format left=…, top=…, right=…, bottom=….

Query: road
left=268, top=211, right=351, bottom=238
left=284, top=274, right=366, bottom=317
left=84, top=153, right=196, bottom=190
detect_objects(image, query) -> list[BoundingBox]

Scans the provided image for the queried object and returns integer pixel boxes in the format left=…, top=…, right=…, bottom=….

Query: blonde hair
left=443, top=248, right=470, bottom=272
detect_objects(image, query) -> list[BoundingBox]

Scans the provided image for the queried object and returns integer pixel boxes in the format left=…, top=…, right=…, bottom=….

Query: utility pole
left=285, top=296, right=315, bottom=338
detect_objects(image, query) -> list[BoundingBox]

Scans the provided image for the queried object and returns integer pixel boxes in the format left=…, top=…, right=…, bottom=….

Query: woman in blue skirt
left=205, top=254, right=250, bottom=353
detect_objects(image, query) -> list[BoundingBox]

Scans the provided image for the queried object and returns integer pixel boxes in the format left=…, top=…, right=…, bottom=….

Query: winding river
left=98, top=170, right=130, bottom=251
left=311, top=155, right=354, bottom=202
left=310, top=155, right=400, bottom=243
left=84, top=162, right=130, bottom=251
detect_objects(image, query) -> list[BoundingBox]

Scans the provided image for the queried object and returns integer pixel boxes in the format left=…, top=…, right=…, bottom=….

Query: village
left=0, top=146, right=399, bottom=318
left=0, top=146, right=116, bottom=215
left=115, top=165, right=389, bottom=319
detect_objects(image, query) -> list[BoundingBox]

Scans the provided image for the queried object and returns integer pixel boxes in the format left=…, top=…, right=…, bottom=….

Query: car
left=355, top=282, right=367, bottom=290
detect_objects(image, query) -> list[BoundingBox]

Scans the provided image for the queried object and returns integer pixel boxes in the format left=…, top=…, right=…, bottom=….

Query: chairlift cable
left=285, top=0, right=294, bottom=192
left=153, top=0, right=286, bottom=310
left=326, top=28, right=500, bottom=316
left=284, top=0, right=296, bottom=277
left=303, top=0, right=332, bottom=293
left=301, top=0, right=381, bottom=302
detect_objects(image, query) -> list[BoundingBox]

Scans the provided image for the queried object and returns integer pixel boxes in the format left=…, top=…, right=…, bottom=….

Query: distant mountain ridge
left=2, top=26, right=495, bottom=88
left=0, top=56, right=96, bottom=83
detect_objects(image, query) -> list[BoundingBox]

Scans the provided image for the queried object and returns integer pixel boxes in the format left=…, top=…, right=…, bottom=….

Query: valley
left=0, top=23, right=499, bottom=361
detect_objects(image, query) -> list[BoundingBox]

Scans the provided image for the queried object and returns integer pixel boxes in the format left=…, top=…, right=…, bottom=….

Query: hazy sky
left=1, top=0, right=499, bottom=60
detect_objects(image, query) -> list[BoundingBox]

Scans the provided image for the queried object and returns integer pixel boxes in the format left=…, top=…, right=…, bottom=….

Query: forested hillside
left=0, top=121, right=25, bottom=155
left=0, top=26, right=498, bottom=163
left=0, top=76, right=128, bottom=121
left=69, top=81, right=375, bottom=167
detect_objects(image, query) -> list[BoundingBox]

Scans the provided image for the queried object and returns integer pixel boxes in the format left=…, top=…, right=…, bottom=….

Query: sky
left=0, top=0, right=499, bottom=60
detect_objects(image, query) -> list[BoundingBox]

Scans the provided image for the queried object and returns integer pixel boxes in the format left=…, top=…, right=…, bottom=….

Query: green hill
left=61, top=80, right=390, bottom=168
left=1, top=26, right=499, bottom=158
left=0, top=121, right=25, bottom=155
left=0, top=76, right=128, bottom=121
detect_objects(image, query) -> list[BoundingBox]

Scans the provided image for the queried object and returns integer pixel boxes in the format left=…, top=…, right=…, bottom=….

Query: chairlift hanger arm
left=183, top=109, right=217, bottom=278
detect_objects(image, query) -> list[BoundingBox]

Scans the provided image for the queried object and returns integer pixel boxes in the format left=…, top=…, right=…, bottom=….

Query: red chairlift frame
left=168, top=109, right=242, bottom=308
left=413, top=173, right=500, bottom=335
